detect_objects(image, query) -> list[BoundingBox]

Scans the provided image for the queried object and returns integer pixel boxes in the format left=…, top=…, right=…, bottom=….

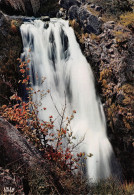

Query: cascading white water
left=20, top=18, right=114, bottom=181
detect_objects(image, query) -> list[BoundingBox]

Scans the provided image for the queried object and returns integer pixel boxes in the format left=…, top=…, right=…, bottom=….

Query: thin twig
left=71, top=134, right=86, bottom=151
left=5, top=156, right=23, bottom=167
left=56, top=92, right=67, bottom=150
left=14, top=163, right=26, bottom=173
left=59, top=91, right=67, bottom=131
left=50, top=92, right=62, bottom=118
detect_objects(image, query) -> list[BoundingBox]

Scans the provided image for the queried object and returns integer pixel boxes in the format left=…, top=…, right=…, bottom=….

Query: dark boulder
left=56, top=8, right=67, bottom=19
left=68, top=6, right=102, bottom=34
left=68, top=5, right=79, bottom=20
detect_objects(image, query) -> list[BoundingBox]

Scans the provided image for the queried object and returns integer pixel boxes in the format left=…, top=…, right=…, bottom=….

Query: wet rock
left=56, top=8, right=67, bottom=19
left=41, top=16, right=50, bottom=22
left=44, top=23, right=49, bottom=29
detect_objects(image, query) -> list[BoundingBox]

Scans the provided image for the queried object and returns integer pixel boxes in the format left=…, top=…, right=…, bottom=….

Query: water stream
left=20, top=18, right=114, bottom=181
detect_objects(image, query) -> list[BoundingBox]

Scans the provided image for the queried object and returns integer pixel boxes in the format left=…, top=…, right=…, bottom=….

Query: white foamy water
left=20, top=19, right=114, bottom=181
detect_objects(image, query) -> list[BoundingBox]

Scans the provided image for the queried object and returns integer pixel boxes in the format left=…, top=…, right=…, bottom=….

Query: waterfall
left=20, top=18, right=114, bottom=181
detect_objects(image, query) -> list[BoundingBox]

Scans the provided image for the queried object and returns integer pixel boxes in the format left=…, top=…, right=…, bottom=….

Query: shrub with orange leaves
left=0, top=57, right=86, bottom=173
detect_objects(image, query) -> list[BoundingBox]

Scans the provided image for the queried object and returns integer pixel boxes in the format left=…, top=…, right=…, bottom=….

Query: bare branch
left=50, top=92, right=62, bottom=118
left=71, top=134, right=86, bottom=152
left=59, top=91, right=67, bottom=131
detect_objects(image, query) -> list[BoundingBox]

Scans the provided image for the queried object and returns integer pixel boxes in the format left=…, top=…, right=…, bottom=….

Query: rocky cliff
left=0, top=0, right=59, bottom=16
left=67, top=2, right=134, bottom=180
left=0, top=11, right=22, bottom=105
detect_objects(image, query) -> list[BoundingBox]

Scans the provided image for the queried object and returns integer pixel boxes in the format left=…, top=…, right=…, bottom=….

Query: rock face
left=0, top=0, right=59, bottom=16
left=0, top=117, right=66, bottom=194
left=0, top=0, right=39, bottom=15
left=0, top=117, right=43, bottom=167
left=70, top=18, right=134, bottom=180
left=40, top=0, right=60, bottom=17
left=0, top=11, right=22, bottom=106
left=68, top=5, right=102, bottom=34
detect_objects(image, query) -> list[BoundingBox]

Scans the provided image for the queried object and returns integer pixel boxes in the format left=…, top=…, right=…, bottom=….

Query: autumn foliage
left=0, top=57, right=86, bottom=174
left=120, top=12, right=134, bottom=30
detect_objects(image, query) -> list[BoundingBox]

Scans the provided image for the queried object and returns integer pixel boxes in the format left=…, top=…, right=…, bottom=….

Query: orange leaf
left=27, top=75, right=30, bottom=80
left=20, top=69, right=25, bottom=73
left=2, top=105, right=7, bottom=109
left=22, top=79, right=27, bottom=84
